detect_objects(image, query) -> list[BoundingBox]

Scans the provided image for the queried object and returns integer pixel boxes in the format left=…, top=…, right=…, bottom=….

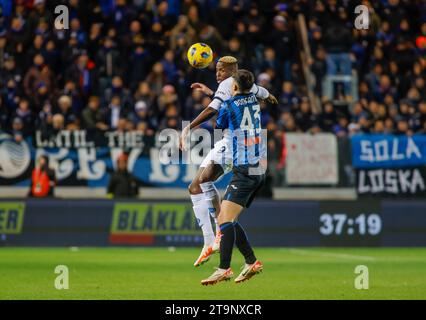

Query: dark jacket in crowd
left=107, top=170, right=139, bottom=198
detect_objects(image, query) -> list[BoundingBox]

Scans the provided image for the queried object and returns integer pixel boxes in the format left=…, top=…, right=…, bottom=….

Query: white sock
left=191, top=193, right=215, bottom=246
left=214, top=218, right=219, bottom=234
left=200, top=182, right=221, bottom=234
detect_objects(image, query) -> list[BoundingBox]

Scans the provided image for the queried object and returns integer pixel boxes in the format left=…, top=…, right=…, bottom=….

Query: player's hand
left=266, top=93, right=278, bottom=105
left=191, top=83, right=214, bottom=96
left=180, top=125, right=190, bottom=151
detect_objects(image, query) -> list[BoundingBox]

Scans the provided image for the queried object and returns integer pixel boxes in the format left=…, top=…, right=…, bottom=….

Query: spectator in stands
left=65, top=53, right=95, bottom=97
left=414, top=101, right=426, bottom=132
left=0, top=97, right=9, bottom=131
left=333, top=116, right=349, bottom=137
left=28, top=0, right=53, bottom=31
left=170, top=15, right=195, bottom=51
left=294, top=97, right=318, bottom=132
left=29, top=154, right=56, bottom=198
left=0, top=54, right=23, bottom=90
left=199, top=23, right=225, bottom=54
left=319, top=101, right=337, bottom=133
left=159, top=104, right=180, bottom=130
left=260, top=47, right=279, bottom=80
left=52, top=114, right=65, bottom=131
left=145, top=62, right=167, bottom=97
left=257, top=72, right=272, bottom=92
left=157, top=84, right=178, bottom=116
left=132, top=100, right=157, bottom=135
left=224, top=37, right=249, bottom=69
left=322, top=11, right=353, bottom=95
left=81, top=96, right=104, bottom=131
left=279, top=81, right=298, bottom=113
left=56, top=95, right=79, bottom=130
left=128, top=45, right=150, bottom=89
left=107, top=153, right=139, bottom=198
left=37, top=102, right=53, bottom=139
left=96, top=37, right=123, bottom=89
left=60, top=80, right=84, bottom=115
left=11, top=117, right=24, bottom=143
left=184, top=89, right=204, bottom=120
left=278, top=111, right=299, bottom=133
left=309, top=46, right=327, bottom=97
left=161, top=50, right=179, bottom=84
left=266, top=15, right=295, bottom=81
left=23, top=54, right=54, bottom=100
left=133, top=81, right=155, bottom=108
left=101, top=95, right=128, bottom=130
left=13, top=98, right=33, bottom=136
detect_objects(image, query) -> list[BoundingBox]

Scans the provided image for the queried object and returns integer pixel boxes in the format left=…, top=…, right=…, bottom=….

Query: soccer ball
left=187, top=43, right=213, bottom=69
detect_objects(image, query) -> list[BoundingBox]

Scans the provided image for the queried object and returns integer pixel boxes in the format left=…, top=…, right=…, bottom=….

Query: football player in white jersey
left=180, top=56, right=277, bottom=267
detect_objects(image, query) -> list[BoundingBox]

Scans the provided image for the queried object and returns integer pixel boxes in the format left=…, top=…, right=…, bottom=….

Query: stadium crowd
left=0, top=0, right=425, bottom=151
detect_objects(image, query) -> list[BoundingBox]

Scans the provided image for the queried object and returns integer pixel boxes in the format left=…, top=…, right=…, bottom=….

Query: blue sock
left=234, top=222, right=256, bottom=264
left=219, top=222, right=235, bottom=269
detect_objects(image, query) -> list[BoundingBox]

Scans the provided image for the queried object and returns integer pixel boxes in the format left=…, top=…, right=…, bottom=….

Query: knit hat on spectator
left=13, top=117, right=23, bottom=125
left=257, top=73, right=271, bottom=83
left=135, top=101, right=148, bottom=112
left=273, top=15, right=286, bottom=24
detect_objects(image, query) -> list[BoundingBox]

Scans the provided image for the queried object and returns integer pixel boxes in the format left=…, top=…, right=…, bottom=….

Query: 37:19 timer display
left=319, top=213, right=382, bottom=236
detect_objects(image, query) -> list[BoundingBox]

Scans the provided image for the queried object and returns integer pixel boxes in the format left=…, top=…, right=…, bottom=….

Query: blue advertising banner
left=0, top=131, right=230, bottom=189
left=351, top=134, right=426, bottom=169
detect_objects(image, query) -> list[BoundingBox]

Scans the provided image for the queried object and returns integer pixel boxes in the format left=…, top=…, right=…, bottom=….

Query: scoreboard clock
left=318, top=201, right=383, bottom=246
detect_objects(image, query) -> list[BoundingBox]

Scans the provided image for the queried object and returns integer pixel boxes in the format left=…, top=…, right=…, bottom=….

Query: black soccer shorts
left=223, top=164, right=265, bottom=208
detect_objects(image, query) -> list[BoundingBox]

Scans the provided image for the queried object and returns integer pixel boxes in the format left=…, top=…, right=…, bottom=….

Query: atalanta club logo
left=0, top=133, right=31, bottom=178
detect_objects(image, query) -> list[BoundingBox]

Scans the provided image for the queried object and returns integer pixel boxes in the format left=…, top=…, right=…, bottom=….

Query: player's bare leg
left=189, top=163, right=224, bottom=267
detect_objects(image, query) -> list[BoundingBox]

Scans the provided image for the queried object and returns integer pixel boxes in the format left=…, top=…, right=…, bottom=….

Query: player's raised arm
left=190, top=83, right=214, bottom=96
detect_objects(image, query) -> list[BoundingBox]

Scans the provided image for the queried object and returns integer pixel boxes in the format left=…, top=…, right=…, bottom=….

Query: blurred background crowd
left=0, top=0, right=425, bottom=150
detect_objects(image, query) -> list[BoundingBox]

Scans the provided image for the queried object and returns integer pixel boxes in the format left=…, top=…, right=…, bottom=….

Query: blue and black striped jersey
left=216, top=93, right=264, bottom=167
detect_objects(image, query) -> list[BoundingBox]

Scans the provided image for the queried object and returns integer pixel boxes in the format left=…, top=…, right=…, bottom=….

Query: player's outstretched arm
left=191, top=83, right=214, bottom=96
left=180, top=106, right=218, bottom=151
left=255, top=84, right=278, bottom=105
left=266, top=93, right=278, bottom=104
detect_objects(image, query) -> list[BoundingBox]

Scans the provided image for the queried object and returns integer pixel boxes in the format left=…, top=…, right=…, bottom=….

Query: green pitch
left=0, top=247, right=425, bottom=300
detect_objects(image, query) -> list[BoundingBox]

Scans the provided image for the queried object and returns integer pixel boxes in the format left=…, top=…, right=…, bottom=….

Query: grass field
left=0, top=247, right=425, bottom=300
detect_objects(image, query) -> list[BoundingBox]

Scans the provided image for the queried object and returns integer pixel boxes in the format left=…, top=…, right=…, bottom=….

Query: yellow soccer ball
left=187, top=43, right=213, bottom=69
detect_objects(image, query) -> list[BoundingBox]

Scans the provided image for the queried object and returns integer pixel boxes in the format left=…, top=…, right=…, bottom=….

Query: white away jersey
left=208, top=77, right=270, bottom=111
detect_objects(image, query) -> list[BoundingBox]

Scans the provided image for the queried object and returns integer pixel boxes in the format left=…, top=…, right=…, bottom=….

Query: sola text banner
left=351, top=134, right=426, bottom=169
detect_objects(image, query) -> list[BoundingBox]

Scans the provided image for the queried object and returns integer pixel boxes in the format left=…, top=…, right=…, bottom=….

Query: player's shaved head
left=216, top=56, right=238, bottom=83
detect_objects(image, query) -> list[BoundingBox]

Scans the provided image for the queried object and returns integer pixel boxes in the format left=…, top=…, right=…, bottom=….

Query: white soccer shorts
left=199, top=139, right=233, bottom=175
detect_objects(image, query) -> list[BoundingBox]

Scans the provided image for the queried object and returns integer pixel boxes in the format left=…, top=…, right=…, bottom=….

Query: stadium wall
left=0, top=199, right=425, bottom=247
